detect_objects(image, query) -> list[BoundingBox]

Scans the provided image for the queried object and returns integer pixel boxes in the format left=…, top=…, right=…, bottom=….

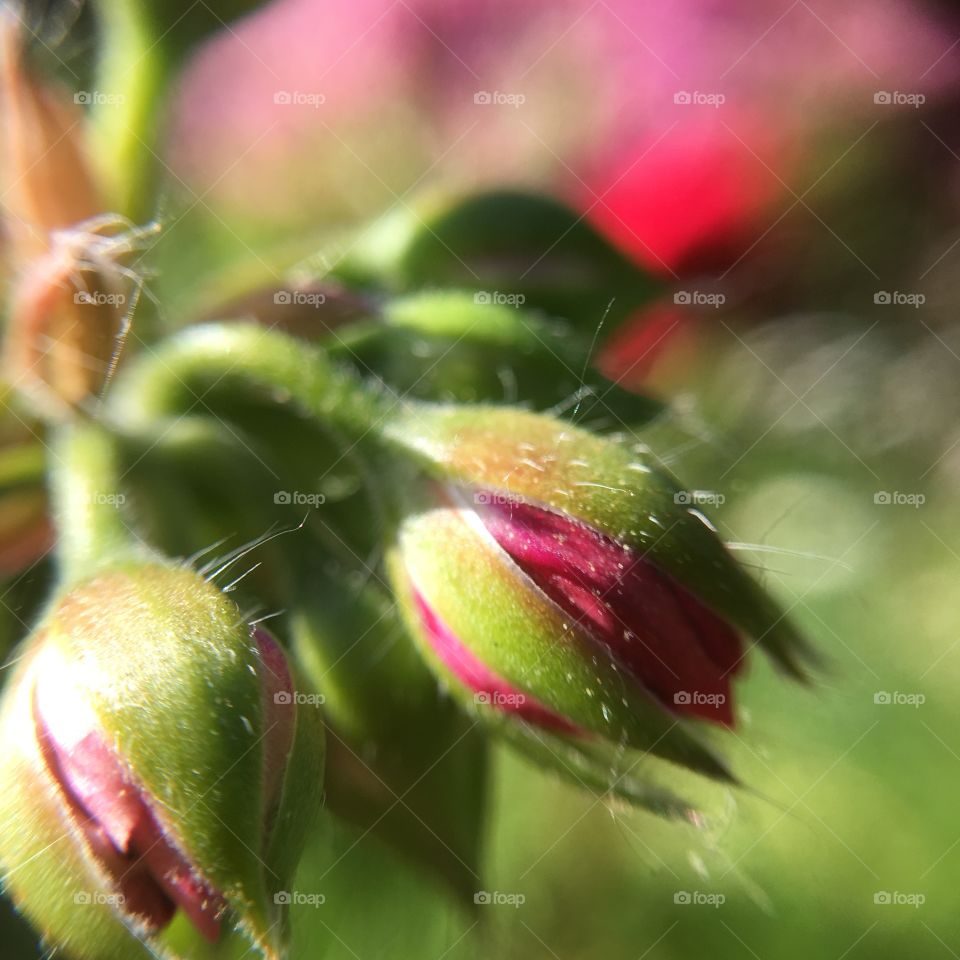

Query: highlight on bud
left=0, top=563, right=324, bottom=959
left=386, top=405, right=815, bottom=784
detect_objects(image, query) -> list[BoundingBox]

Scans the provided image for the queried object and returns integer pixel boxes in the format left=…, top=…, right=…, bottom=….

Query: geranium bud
left=0, top=563, right=324, bottom=959
left=0, top=16, right=102, bottom=262
left=1, top=18, right=154, bottom=414
left=386, top=405, right=815, bottom=780
left=4, top=232, right=131, bottom=413
left=333, top=189, right=660, bottom=330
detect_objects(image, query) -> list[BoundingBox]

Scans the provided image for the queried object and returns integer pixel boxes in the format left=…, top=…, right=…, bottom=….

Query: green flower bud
left=384, top=404, right=815, bottom=789
left=0, top=562, right=324, bottom=959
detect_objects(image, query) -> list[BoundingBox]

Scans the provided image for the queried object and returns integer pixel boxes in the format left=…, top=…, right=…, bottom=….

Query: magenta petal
left=253, top=627, right=296, bottom=817
left=412, top=587, right=578, bottom=734
left=129, top=817, right=225, bottom=943
left=479, top=497, right=743, bottom=726
left=32, top=650, right=225, bottom=941
left=50, top=732, right=143, bottom=853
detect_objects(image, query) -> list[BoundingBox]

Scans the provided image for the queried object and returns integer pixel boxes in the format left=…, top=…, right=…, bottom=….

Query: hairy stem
left=111, top=323, right=404, bottom=543
left=113, top=323, right=398, bottom=445
left=50, top=422, right=149, bottom=582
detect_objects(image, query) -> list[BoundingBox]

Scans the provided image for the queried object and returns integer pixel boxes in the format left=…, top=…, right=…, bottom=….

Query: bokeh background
left=6, top=0, right=960, bottom=956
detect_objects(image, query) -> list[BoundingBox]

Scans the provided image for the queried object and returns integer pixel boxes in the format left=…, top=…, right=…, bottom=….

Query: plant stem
left=50, top=422, right=148, bottom=582
left=91, top=0, right=168, bottom=219
left=111, top=323, right=405, bottom=547
left=113, top=323, right=398, bottom=445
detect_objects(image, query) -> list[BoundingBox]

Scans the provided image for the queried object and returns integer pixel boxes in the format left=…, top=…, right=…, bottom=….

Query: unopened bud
left=1, top=18, right=155, bottom=414
left=386, top=405, right=815, bottom=782
left=0, top=563, right=324, bottom=959
left=0, top=16, right=101, bottom=262
left=4, top=233, right=131, bottom=412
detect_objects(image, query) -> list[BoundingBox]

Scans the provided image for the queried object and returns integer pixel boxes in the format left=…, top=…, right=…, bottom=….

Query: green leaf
left=333, top=190, right=662, bottom=329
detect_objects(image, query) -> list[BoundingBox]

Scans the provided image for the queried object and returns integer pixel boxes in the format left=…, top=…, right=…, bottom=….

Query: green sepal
left=498, top=723, right=703, bottom=821
left=47, top=564, right=276, bottom=948
left=0, top=642, right=162, bottom=960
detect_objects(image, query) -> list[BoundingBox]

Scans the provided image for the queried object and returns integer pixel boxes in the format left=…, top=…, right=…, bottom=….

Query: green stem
left=50, top=422, right=148, bottom=582
left=91, top=0, right=169, bottom=219
left=111, top=324, right=405, bottom=554
left=113, top=324, right=398, bottom=445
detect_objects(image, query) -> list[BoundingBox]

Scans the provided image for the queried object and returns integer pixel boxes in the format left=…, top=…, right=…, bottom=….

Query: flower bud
left=1, top=18, right=150, bottom=414
left=4, top=238, right=131, bottom=413
left=0, top=16, right=102, bottom=262
left=331, top=290, right=661, bottom=427
left=386, top=405, right=814, bottom=781
left=0, top=563, right=324, bottom=959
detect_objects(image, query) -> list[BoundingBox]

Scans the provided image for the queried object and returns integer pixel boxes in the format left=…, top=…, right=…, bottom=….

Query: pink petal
left=32, top=646, right=225, bottom=941
left=480, top=498, right=743, bottom=725
left=412, top=585, right=578, bottom=734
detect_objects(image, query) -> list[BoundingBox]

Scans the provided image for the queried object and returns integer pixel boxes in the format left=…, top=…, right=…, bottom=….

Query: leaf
left=333, top=190, right=662, bottom=330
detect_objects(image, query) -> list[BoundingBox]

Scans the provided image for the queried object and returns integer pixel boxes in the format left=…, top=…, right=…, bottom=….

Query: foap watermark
left=873, top=491, right=925, bottom=508
left=673, top=90, right=725, bottom=108
left=674, top=490, right=725, bottom=507
left=475, top=691, right=526, bottom=708
left=74, top=891, right=126, bottom=906
left=273, top=890, right=325, bottom=907
left=473, top=90, right=526, bottom=107
left=874, top=291, right=925, bottom=308
left=273, top=290, right=326, bottom=307
left=474, top=890, right=525, bottom=908
left=473, top=290, right=526, bottom=307
left=74, top=291, right=126, bottom=307
left=274, top=691, right=326, bottom=707
left=674, top=891, right=725, bottom=907
left=674, top=691, right=726, bottom=708
left=474, top=491, right=527, bottom=506
left=873, top=91, right=925, bottom=108
left=74, top=90, right=125, bottom=107
left=85, top=491, right=126, bottom=508
left=674, top=290, right=725, bottom=308
left=873, top=691, right=925, bottom=708
left=273, top=90, right=325, bottom=107
left=274, top=491, right=327, bottom=507
left=873, top=891, right=925, bottom=908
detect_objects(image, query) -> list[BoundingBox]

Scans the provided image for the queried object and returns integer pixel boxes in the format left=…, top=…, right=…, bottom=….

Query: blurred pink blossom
left=168, top=0, right=959, bottom=269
